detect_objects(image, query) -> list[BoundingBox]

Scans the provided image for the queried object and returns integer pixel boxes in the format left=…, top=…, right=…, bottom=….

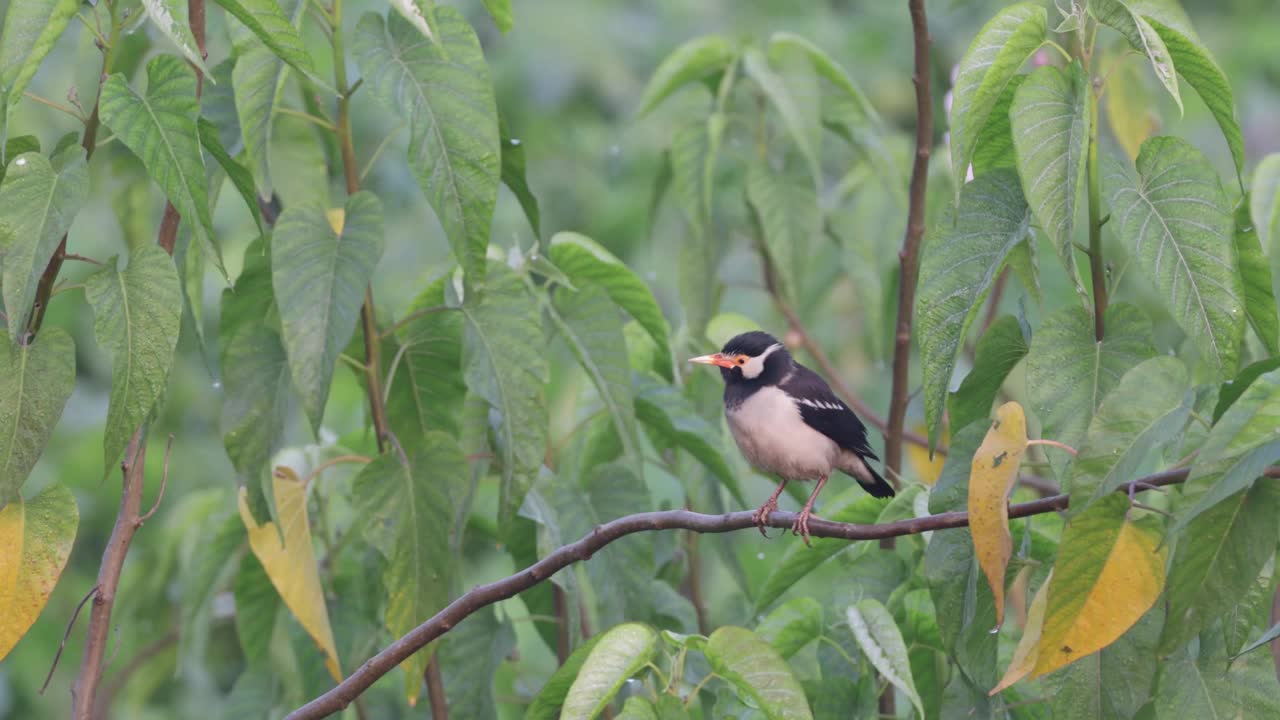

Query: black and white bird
left=689, top=331, right=894, bottom=543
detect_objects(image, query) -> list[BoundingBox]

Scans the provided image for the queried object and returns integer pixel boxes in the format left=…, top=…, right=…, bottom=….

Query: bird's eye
left=736, top=356, right=746, bottom=365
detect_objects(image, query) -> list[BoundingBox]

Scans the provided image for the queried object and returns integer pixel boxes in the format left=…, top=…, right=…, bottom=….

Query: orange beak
left=688, top=353, right=735, bottom=369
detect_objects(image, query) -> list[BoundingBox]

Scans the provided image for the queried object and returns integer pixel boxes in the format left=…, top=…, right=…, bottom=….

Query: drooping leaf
left=85, top=245, right=182, bottom=476
left=1010, top=62, right=1090, bottom=301
left=632, top=374, right=744, bottom=505
left=1156, top=635, right=1280, bottom=718
left=971, top=74, right=1026, bottom=176
left=967, top=402, right=1027, bottom=628
left=233, top=42, right=290, bottom=199
left=704, top=626, right=813, bottom=720
left=755, top=597, right=823, bottom=659
left=0, top=0, right=78, bottom=140
left=1214, top=357, right=1280, bottom=423
left=561, top=623, right=656, bottom=720
left=232, top=550, right=279, bottom=664
left=140, top=0, right=210, bottom=73
left=353, top=8, right=499, bottom=286
left=0, top=150, right=88, bottom=340
left=387, top=277, right=465, bottom=441
left=768, top=32, right=880, bottom=129
left=1031, top=495, right=1166, bottom=678
left=197, top=117, right=264, bottom=234
left=1069, top=356, right=1190, bottom=511
left=0, top=329, right=74, bottom=504
left=211, top=0, right=319, bottom=83
left=747, top=160, right=818, bottom=307
left=99, top=56, right=223, bottom=276
left=637, top=35, right=736, bottom=117
left=1252, top=154, right=1280, bottom=311
left=499, top=117, right=539, bottom=236
left=847, top=599, right=925, bottom=719
left=1025, top=303, right=1156, bottom=477
left=525, top=635, right=603, bottom=720
left=949, top=2, right=1047, bottom=184
left=1042, top=605, right=1163, bottom=717
left=1106, top=136, right=1243, bottom=378
left=991, top=568, right=1052, bottom=694
left=670, top=118, right=721, bottom=339
left=1162, top=481, right=1280, bottom=653
left=1103, top=49, right=1160, bottom=161
left=949, top=315, right=1030, bottom=436
left=238, top=467, right=341, bottom=681
left=917, top=170, right=1031, bottom=447
left=272, top=192, right=384, bottom=431
left=548, top=232, right=671, bottom=379
left=0, top=483, right=77, bottom=660
left=743, top=46, right=820, bottom=187
left=1235, top=201, right=1279, bottom=354
left=1091, top=0, right=1183, bottom=114
left=460, top=261, right=547, bottom=527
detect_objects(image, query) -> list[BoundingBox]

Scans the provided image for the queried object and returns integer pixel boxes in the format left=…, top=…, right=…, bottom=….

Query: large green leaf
left=99, top=56, right=223, bottom=276
left=631, top=373, right=743, bottom=506
left=971, top=74, right=1026, bottom=176
left=353, top=8, right=499, bottom=286
left=272, top=192, right=384, bottom=431
left=387, top=277, right=465, bottom=441
left=1106, top=136, right=1243, bottom=378
left=743, top=46, right=820, bottom=187
left=1252, top=154, right=1280, bottom=312
left=1091, top=0, right=1183, bottom=114
left=1010, top=62, right=1090, bottom=300
left=499, top=116, right=539, bottom=236
left=1046, top=605, right=1162, bottom=720
left=233, top=40, right=291, bottom=199
left=140, top=0, right=210, bottom=74
left=747, top=160, right=818, bottom=307
left=85, top=245, right=182, bottom=475
left=704, top=626, right=812, bottom=720
left=548, top=232, right=671, bottom=379
left=433, top=605, right=515, bottom=719
left=525, top=635, right=603, bottom=720
left=1025, top=304, right=1156, bottom=477
left=1174, top=368, right=1280, bottom=530
left=461, top=261, right=547, bottom=527
left=197, top=118, right=264, bottom=234
left=1069, top=356, right=1190, bottom=511
left=0, top=0, right=77, bottom=141
left=949, top=2, right=1047, bottom=184
left=0, top=149, right=88, bottom=339
left=948, top=315, right=1029, bottom=436
left=232, top=551, right=278, bottom=664
left=561, top=623, right=656, bottom=720
left=0, top=482, right=79, bottom=660
left=846, top=599, right=925, bottom=720
left=755, top=597, right=823, bottom=659
left=637, top=35, right=737, bottom=117
left=1235, top=202, right=1279, bottom=354
left=211, top=0, right=318, bottom=83
left=1155, top=637, right=1280, bottom=718
left=0, top=329, right=74, bottom=504
left=1162, top=481, right=1280, bottom=653
left=917, top=170, right=1031, bottom=447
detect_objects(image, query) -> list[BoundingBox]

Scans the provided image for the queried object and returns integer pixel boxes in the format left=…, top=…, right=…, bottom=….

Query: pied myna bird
left=690, top=331, right=894, bottom=544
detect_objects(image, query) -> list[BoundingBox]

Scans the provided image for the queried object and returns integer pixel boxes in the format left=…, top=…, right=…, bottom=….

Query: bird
left=689, top=331, right=894, bottom=544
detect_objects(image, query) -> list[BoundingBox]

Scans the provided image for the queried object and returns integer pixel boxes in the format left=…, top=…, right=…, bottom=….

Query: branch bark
left=286, top=466, right=1280, bottom=720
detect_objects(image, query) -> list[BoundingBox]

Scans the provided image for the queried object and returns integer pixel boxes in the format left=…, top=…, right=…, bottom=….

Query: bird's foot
left=791, top=509, right=816, bottom=547
left=751, top=498, right=779, bottom=537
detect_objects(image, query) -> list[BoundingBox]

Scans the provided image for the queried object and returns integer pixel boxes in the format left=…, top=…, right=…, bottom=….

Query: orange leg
left=791, top=474, right=829, bottom=547
left=751, top=480, right=788, bottom=537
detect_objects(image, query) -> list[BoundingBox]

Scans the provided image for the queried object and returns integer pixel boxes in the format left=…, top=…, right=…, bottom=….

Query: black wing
left=781, top=365, right=879, bottom=460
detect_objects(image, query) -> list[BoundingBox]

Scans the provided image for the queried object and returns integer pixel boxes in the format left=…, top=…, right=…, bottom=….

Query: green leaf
left=917, top=170, right=1031, bottom=447
left=99, top=56, right=223, bottom=277
left=754, top=489, right=883, bottom=613
left=948, top=315, right=1029, bottom=435
left=1046, top=605, right=1162, bottom=720
left=1175, top=367, right=1280, bottom=530
left=0, top=329, right=74, bottom=504
left=1091, top=0, right=1183, bottom=114
left=1069, top=356, right=1190, bottom=511
left=1235, top=201, right=1279, bottom=354
left=210, top=0, right=319, bottom=83
left=197, top=118, right=264, bottom=234
left=747, top=160, right=818, bottom=308
left=85, top=245, right=182, bottom=475
left=232, top=43, right=290, bottom=199
left=499, top=117, right=539, bottom=236
left=637, top=35, right=737, bottom=117
left=434, top=605, right=515, bottom=719
left=949, top=2, right=1047, bottom=184
left=481, top=0, right=512, bottom=33
left=525, top=635, right=603, bottom=720
left=1156, top=640, right=1280, bottom=718
left=232, top=551, right=278, bottom=664
left=670, top=118, right=721, bottom=339
left=561, top=623, right=656, bottom=720
left=743, top=46, right=820, bottom=188
left=0, top=149, right=88, bottom=339
left=704, top=626, right=813, bottom=720
left=971, top=74, right=1025, bottom=176
left=1026, top=303, right=1157, bottom=477
left=846, top=599, right=925, bottom=720
left=767, top=32, right=880, bottom=128
left=1162, top=481, right=1280, bottom=653
left=616, top=697, right=658, bottom=720
left=272, top=192, right=384, bottom=431
left=1106, top=136, right=1243, bottom=377
left=1214, top=357, right=1280, bottom=423
left=0, top=482, right=79, bottom=660
left=0, top=0, right=77, bottom=139
left=548, top=232, right=671, bottom=379
left=353, top=8, right=499, bottom=287
left=140, top=0, right=210, bottom=75
left=1010, top=62, right=1090, bottom=301
left=632, top=373, right=744, bottom=506
left=755, top=597, right=823, bottom=659
left=551, top=283, right=641, bottom=476
left=1234, top=620, right=1280, bottom=662
left=0, top=137, right=39, bottom=179
left=389, top=0, right=440, bottom=44
left=461, top=261, right=547, bottom=527
left=387, top=277, right=465, bottom=441
left=1251, top=154, right=1280, bottom=312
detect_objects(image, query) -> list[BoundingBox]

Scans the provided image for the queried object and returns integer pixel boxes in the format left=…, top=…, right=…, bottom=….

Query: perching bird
left=689, top=331, right=894, bottom=544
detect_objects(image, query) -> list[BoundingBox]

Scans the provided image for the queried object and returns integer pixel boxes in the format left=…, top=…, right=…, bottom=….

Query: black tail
left=856, top=462, right=895, bottom=498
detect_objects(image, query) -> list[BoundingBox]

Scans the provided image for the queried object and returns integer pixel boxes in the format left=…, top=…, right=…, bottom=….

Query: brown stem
left=40, top=585, right=100, bottom=694
left=552, top=586, right=571, bottom=663
left=979, top=268, right=1009, bottom=339
left=286, top=467, right=1280, bottom=720
left=156, top=0, right=208, bottom=257
left=71, top=431, right=148, bottom=720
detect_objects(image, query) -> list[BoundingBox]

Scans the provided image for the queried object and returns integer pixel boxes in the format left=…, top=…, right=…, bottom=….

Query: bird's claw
left=752, top=498, right=779, bottom=537
left=791, top=510, right=814, bottom=547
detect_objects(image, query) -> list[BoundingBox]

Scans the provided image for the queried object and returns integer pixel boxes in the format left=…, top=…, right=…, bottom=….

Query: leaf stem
left=359, top=122, right=405, bottom=183
left=23, top=91, right=85, bottom=121
left=1085, top=68, right=1107, bottom=340
left=1025, top=438, right=1078, bottom=456
left=277, top=106, right=337, bottom=132
left=302, top=454, right=372, bottom=487
left=1040, top=39, right=1073, bottom=63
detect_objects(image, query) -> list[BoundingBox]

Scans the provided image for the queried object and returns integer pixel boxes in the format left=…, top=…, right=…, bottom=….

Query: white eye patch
left=741, top=343, right=784, bottom=379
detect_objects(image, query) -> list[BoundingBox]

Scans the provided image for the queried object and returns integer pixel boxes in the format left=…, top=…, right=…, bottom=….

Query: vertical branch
left=157, top=0, right=210, bottom=256
left=1085, top=77, right=1107, bottom=340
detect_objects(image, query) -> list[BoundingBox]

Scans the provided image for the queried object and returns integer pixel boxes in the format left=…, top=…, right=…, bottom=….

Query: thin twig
left=40, top=584, right=101, bottom=695
left=359, top=122, right=405, bottom=182
left=302, top=454, right=373, bottom=487
left=1025, top=439, right=1078, bottom=456
left=64, top=253, right=104, bottom=266
left=136, top=435, right=174, bottom=525
left=379, top=304, right=452, bottom=340
left=23, top=91, right=85, bottom=121
left=277, top=106, right=338, bottom=132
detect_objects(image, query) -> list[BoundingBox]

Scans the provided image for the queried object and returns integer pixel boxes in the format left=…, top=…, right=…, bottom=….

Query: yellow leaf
left=0, top=484, right=79, bottom=660
left=325, top=208, right=345, bottom=234
left=991, top=569, right=1052, bottom=695
left=967, top=401, right=1027, bottom=628
left=238, top=467, right=342, bottom=681
left=907, top=423, right=947, bottom=486
left=1030, top=495, right=1165, bottom=678
left=1104, top=50, right=1160, bottom=161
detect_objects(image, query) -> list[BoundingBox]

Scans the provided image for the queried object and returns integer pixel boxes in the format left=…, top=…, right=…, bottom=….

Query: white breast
left=725, top=386, right=840, bottom=481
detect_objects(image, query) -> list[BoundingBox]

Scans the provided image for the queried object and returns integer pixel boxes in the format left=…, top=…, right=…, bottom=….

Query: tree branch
left=286, top=466, right=1280, bottom=720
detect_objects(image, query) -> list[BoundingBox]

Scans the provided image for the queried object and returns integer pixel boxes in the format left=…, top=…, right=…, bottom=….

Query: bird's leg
left=752, top=480, right=788, bottom=537
left=792, top=474, right=829, bottom=547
